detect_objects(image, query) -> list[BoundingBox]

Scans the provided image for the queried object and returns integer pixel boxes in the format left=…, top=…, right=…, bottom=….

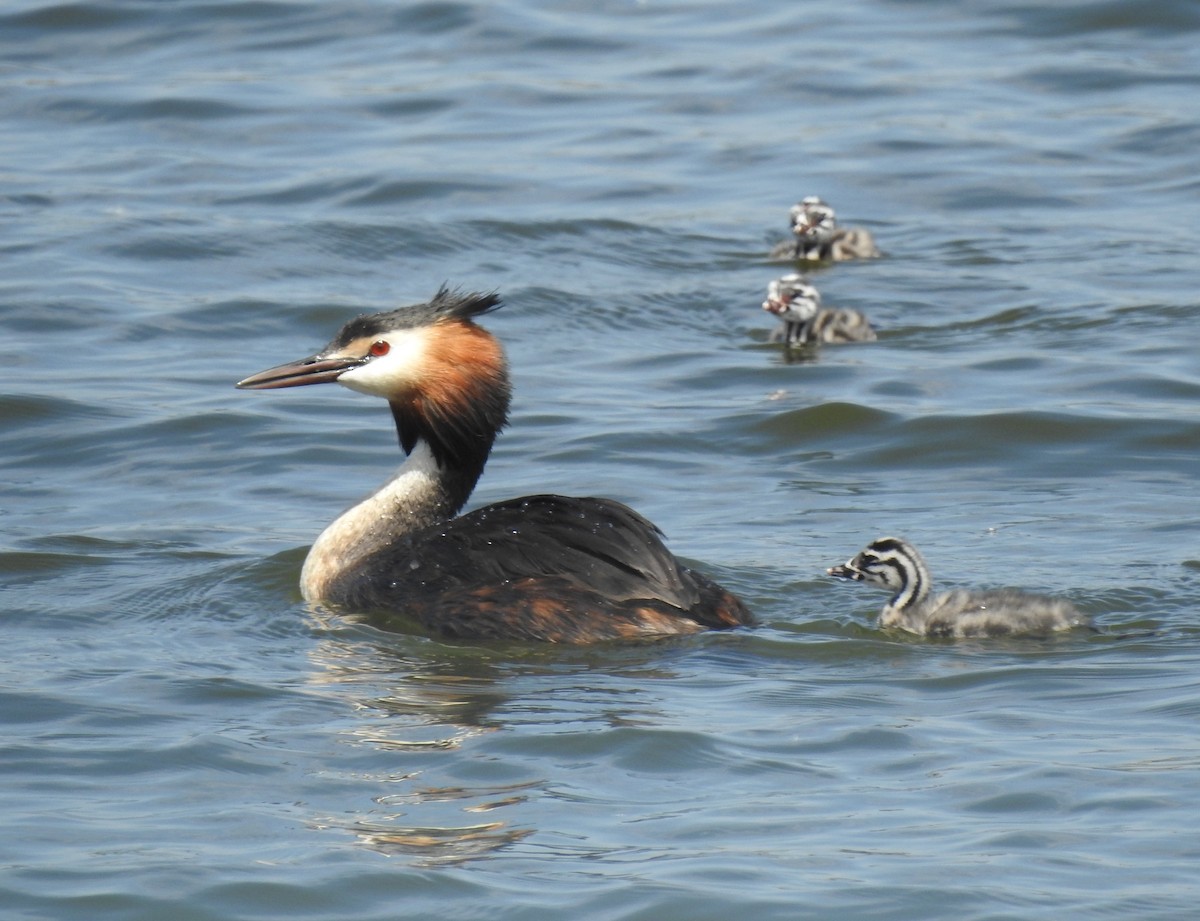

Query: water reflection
left=300, top=607, right=694, bottom=863
left=315, top=811, right=535, bottom=863
left=301, top=608, right=530, bottom=861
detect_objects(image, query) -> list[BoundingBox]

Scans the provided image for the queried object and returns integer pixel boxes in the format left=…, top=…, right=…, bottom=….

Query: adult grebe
left=768, top=196, right=881, bottom=262
left=762, top=274, right=876, bottom=346
left=236, top=287, right=754, bottom=643
left=827, top=536, right=1091, bottom=638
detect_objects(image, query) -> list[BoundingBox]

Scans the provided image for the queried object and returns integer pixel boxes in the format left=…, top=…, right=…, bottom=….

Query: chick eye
left=369, top=340, right=390, bottom=357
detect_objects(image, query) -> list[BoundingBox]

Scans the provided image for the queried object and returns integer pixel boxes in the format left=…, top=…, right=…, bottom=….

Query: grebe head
left=237, top=287, right=510, bottom=473
left=762, top=273, right=821, bottom=323
left=789, top=196, right=837, bottom=243
left=827, top=536, right=931, bottom=611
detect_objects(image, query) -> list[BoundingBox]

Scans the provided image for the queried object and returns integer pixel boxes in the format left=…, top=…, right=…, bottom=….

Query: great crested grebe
left=762, top=274, right=876, bottom=347
left=827, top=536, right=1091, bottom=638
left=236, top=287, right=754, bottom=643
left=768, top=196, right=881, bottom=263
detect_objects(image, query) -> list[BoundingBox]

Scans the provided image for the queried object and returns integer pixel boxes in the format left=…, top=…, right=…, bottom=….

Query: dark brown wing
left=329, top=494, right=753, bottom=640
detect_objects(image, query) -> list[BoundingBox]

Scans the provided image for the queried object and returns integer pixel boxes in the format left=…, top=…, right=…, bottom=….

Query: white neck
left=300, top=441, right=448, bottom=602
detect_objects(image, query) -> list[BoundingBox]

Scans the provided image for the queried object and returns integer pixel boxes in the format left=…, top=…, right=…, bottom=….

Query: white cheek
left=337, top=328, right=429, bottom=397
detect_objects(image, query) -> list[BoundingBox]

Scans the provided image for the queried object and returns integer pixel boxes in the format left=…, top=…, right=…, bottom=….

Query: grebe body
left=237, top=288, right=753, bottom=643
left=762, top=274, right=876, bottom=346
left=769, top=196, right=880, bottom=263
left=828, top=536, right=1090, bottom=638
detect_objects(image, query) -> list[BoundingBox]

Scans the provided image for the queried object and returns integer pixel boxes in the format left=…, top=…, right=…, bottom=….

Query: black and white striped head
left=789, top=196, right=837, bottom=243
left=762, top=273, right=822, bottom=323
left=827, top=536, right=931, bottom=611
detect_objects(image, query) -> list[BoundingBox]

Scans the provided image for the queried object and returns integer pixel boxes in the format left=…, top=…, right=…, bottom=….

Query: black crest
left=331, top=286, right=502, bottom=349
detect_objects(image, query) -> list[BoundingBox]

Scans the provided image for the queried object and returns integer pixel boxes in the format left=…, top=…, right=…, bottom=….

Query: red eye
left=369, top=340, right=390, bottom=357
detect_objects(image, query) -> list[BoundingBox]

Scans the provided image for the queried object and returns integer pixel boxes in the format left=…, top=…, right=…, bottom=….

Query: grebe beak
left=827, top=563, right=864, bottom=581
left=236, top=352, right=366, bottom=390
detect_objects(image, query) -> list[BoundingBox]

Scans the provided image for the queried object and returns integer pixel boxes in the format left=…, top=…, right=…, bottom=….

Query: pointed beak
left=236, top=352, right=365, bottom=390
left=827, top=563, right=863, bottom=581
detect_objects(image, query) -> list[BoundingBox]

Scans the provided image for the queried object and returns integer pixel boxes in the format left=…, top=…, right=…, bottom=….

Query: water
left=3, top=0, right=1199, bottom=918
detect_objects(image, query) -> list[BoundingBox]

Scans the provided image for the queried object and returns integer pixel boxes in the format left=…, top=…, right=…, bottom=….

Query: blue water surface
left=2, top=1, right=1199, bottom=919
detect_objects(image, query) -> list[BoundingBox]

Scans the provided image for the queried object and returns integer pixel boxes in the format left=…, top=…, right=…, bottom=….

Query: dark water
left=3, top=1, right=1200, bottom=918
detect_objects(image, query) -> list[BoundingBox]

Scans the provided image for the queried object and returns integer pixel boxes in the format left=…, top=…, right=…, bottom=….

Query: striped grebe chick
left=827, top=536, right=1091, bottom=638
left=237, top=287, right=753, bottom=644
left=769, top=196, right=881, bottom=263
left=763, top=274, right=876, bottom=346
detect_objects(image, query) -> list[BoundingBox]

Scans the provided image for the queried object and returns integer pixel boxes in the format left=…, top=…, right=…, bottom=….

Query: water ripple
left=3, top=0, right=1200, bottom=918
